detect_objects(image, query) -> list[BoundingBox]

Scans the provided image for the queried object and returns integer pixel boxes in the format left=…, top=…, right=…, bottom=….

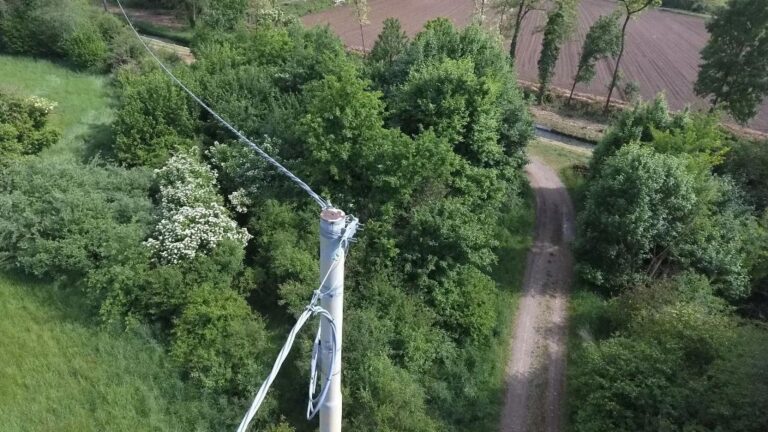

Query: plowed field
left=303, top=0, right=768, bottom=133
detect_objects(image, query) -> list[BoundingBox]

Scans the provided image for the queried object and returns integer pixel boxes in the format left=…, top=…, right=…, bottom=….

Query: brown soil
left=303, top=0, right=768, bottom=133
left=500, top=158, right=574, bottom=432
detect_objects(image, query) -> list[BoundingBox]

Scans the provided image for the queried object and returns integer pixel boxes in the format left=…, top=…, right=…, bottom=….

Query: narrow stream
left=534, top=124, right=596, bottom=151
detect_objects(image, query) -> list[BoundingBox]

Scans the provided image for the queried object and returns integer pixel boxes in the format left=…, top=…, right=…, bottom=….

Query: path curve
left=500, top=158, right=575, bottom=432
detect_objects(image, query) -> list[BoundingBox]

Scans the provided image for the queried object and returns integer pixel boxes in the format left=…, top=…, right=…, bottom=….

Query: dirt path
left=500, top=158, right=574, bottom=432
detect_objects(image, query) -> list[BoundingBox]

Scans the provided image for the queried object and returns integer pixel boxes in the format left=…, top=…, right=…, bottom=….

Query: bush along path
left=501, top=158, right=575, bottom=432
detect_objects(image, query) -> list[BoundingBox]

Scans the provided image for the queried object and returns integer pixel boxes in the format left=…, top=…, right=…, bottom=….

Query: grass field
left=0, top=55, right=113, bottom=160
left=0, top=275, right=218, bottom=432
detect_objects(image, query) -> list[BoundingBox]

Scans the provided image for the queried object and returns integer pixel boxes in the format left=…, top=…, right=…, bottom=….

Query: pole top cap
left=321, top=208, right=345, bottom=223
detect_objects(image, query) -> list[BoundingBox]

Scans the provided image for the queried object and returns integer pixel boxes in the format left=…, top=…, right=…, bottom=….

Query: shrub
left=63, top=25, right=110, bottom=72
left=113, top=69, right=198, bottom=167
left=170, top=284, right=268, bottom=396
left=0, top=158, right=153, bottom=282
left=146, top=152, right=251, bottom=264
left=0, top=93, right=60, bottom=161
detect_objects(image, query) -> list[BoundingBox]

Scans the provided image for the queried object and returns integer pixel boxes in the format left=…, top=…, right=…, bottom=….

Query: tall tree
left=349, top=0, right=370, bottom=53
left=694, top=0, right=768, bottom=124
left=604, top=0, right=660, bottom=112
left=567, top=12, right=621, bottom=104
left=475, top=0, right=489, bottom=24
left=537, top=0, right=578, bottom=103
left=492, top=0, right=545, bottom=62
left=369, top=17, right=408, bottom=66
left=182, top=0, right=209, bottom=28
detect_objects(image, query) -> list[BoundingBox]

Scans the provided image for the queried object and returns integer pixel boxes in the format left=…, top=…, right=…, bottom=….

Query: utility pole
left=319, top=208, right=346, bottom=432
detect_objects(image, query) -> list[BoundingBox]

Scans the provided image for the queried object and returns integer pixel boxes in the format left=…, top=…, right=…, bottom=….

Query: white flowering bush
left=25, top=96, right=58, bottom=114
left=228, top=189, right=251, bottom=213
left=146, top=151, right=251, bottom=264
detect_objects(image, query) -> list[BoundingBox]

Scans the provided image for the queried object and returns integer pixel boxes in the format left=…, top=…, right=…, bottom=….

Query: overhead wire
left=112, top=0, right=330, bottom=209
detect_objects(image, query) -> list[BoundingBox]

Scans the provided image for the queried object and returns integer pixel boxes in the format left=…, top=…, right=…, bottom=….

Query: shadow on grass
left=80, top=122, right=117, bottom=163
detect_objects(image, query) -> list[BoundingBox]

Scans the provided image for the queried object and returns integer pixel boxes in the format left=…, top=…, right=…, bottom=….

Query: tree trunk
left=509, top=1, right=527, bottom=61
left=102, top=0, right=108, bottom=12
left=359, top=21, right=366, bottom=53
left=567, top=73, right=579, bottom=105
left=604, top=14, right=630, bottom=113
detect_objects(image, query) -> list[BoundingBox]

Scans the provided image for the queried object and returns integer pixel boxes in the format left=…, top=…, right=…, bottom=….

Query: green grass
left=279, top=0, right=336, bottom=16
left=0, top=274, right=219, bottom=432
left=480, top=184, right=535, bottom=430
left=0, top=55, right=113, bottom=160
left=528, top=138, right=591, bottom=198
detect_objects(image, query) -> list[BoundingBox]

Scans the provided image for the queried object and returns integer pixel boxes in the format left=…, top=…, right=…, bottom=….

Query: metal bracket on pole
left=319, top=208, right=346, bottom=432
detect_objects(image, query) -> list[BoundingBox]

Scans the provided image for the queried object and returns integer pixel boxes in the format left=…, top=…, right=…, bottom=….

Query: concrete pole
left=319, top=208, right=346, bottom=432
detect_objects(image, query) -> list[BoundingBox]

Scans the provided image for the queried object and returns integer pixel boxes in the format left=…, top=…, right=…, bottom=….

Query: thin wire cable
left=236, top=258, right=341, bottom=432
left=112, top=0, right=329, bottom=209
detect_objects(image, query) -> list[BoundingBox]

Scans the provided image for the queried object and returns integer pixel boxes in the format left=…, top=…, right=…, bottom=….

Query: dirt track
left=499, top=158, right=574, bottom=432
left=303, top=0, right=768, bottom=133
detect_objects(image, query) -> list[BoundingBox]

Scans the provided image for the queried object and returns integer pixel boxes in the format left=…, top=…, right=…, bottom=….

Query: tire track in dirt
left=500, top=158, right=574, bottom=432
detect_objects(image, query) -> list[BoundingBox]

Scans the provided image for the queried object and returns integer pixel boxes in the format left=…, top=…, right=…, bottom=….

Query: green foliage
left=569, top=274, right=768, bottom=432
left=113, top=69, right=198, bottom=167
left=723, top=139, right=768, bottom=212
left=0, top=158, right=153, bottom=283
left=591, top=94, right=673, bottom=170
left=347, top=353, right=440, bottom=432
left=695, top=0, right=768, bottom=123
left=0, top=93, right=60, bottom=161
left=571, top=11, right=622, bottom=96
left=537, top=0, right=577, bottom=102
left=0, top=0, right=139, bottom=72
left=577, top=144, right=697, bottom=293
left=171, top=284, right=268, bottom=396
left=199, top=0, right=248, bottom=31
left=661, top=0, right=725, bottom=13
left=369, top=18, right=409, bottom=66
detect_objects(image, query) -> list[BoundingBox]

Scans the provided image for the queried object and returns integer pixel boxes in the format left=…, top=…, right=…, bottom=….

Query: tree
left=199, top=0, right=247, bottom=31
left=492, top=0, right=546, bottom=61
left=537, top=0, right=578, bottom=103
left=182, top=0, right=209, bottom=27
left=577, top=144, right=697, bottom=293
left=369, top=17, right=408, bottom=66
left=567, top=12, right=621, bottom=104
left=604, top=0, right=660, bottom=112
left=694, top=0, right=768, bottom=124
left=475, top=0, right=489, bottom=24
left=349, top=0, right=370, bottom=53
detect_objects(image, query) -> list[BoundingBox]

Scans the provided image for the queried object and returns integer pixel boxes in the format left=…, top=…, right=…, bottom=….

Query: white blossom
left=145, top=152, right=252, bottom=264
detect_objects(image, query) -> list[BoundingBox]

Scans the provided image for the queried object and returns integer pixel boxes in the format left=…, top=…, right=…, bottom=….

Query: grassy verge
left=280, top=0, right=336, bottom=16
left=0, top=55, right=113, bottom=160
left=478, top=183, right=535, bottom=429
left=528, top=138, right=591, bottom=198
left=0, top=274, right=219, bottom=432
